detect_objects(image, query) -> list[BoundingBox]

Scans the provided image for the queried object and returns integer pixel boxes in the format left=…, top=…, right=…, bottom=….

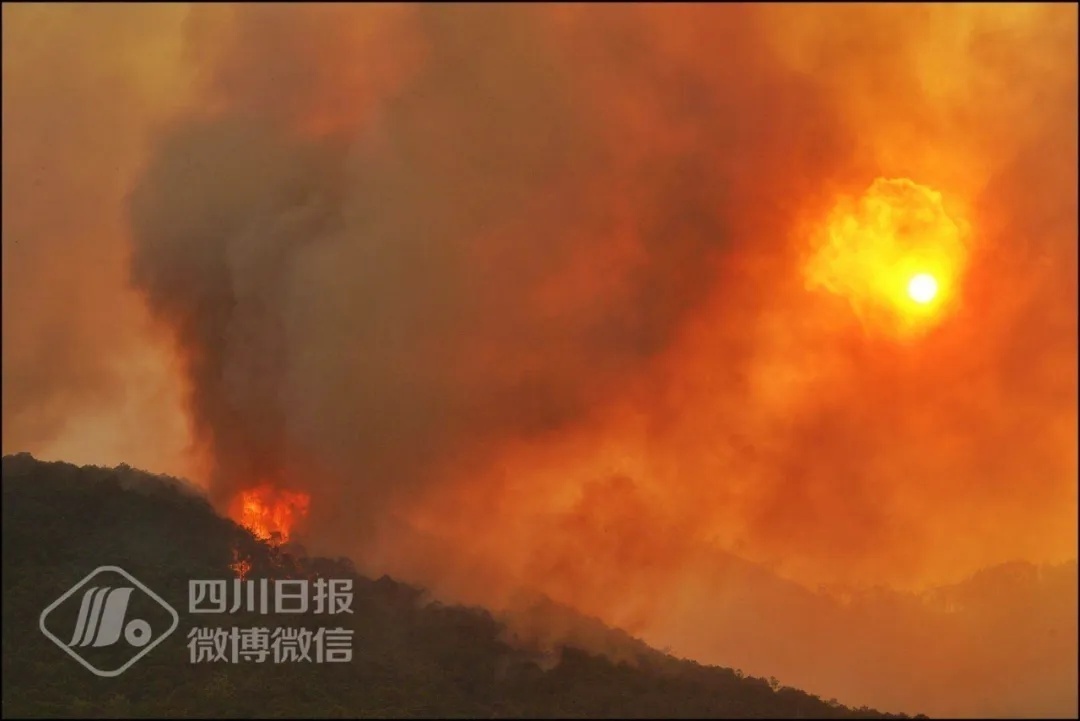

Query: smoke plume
left=4, top=3, right=1076, bottom=716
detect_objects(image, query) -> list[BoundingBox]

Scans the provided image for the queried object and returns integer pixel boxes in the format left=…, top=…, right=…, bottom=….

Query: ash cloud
left=128, top=4, right=850, bottom=527
left=5, top=3, right=1076, bottom=717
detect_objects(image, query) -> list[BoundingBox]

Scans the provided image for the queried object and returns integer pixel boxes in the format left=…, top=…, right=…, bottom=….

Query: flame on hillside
left=229, top=547, right=253, bottom=580
left=229, top=484, right=311, bottom=546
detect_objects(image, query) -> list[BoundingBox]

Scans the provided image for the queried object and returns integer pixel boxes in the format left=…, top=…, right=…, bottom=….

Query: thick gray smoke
left=128, top=4, right=850, bottom=534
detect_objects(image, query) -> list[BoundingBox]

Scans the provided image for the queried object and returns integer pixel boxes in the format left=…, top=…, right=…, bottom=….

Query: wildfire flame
left=229, top=484, right=311, bottom=546
left=229, top=547, right=253, bottom=580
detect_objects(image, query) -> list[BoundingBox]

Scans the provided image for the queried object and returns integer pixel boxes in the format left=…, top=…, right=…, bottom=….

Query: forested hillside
left=0, top=454, right=909, bottom=718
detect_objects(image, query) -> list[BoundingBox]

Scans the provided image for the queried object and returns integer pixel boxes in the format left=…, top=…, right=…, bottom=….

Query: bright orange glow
left=228, top=484, right=311, bottom=545
left=804, top=177, right=968, bottom=337
left=907, top=273, right=938, bottom=304
left=229, top=546, right=253, bottom=579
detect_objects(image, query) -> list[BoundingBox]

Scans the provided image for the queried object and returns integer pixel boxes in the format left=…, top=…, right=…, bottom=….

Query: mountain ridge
left=1, top=452, right=913, bottom=718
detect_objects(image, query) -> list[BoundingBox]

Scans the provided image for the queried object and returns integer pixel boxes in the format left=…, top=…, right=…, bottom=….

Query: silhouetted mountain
left=623, top=543, right=1078, bottom=718
left=0, top=453, right=911, bottom=719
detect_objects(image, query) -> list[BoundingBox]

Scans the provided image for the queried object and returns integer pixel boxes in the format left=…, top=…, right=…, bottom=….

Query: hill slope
left=1, top=453, right=910, bottom=718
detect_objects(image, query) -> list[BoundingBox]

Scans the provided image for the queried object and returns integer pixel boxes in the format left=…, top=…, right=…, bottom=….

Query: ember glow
left=228, top=485, right=311, bottom=545
left=229, top=547, right=253, bottom=580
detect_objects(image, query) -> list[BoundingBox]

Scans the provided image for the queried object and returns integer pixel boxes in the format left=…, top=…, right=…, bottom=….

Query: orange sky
left=3, top=4, right=1077, bottom=716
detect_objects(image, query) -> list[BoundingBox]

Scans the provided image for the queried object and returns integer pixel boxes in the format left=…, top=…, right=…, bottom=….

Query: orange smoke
left=4, top=3, right=1076, bottom=718
left=228, top=484, right=311, bottom=545
left=804, top=177, right=969, bottom=339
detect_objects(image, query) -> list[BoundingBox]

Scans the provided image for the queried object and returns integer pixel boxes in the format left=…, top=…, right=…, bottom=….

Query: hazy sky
left=3, top=4, right=1077, bottom=716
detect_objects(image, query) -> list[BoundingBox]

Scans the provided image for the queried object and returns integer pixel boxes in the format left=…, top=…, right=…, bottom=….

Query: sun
left=803, top=177, right=969, bottom=338
left=907, top=273, right=938, bottom=304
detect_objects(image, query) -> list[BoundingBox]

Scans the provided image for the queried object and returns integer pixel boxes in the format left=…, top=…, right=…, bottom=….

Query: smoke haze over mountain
left=3, top=4, right=1076, bottom=717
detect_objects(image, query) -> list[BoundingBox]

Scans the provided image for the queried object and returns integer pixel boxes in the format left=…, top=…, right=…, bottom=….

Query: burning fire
left=229, top=547, right=253, bottom=580
left=804, top=177, right=968, bottom=337
left=229, top=484, right=311, bottom=545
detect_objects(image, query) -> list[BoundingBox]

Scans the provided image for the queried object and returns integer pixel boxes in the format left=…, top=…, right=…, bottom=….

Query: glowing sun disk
left=907, top=273, right=938, bottom=304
